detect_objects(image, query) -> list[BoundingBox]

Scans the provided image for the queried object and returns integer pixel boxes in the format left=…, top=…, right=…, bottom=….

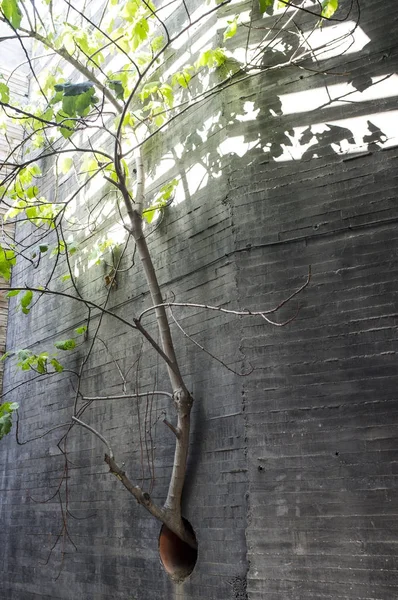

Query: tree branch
left=17, top=26, right=122, bottom=113
left=104, top=453, right=197, bottom=549
left=163, top=418, right=180, bottom=438
left=81, top=391, right=173, bottom=401
left=72, top=416, right=114, bottom=458
left=138, top=267, right=312, bottom=322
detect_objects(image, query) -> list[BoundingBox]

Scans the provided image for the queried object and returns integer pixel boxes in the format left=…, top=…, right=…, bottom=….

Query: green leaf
left=143, top=179, right=178, bottom=223
left=75, top=88, right=97, bottom=116
left=36, top=356, right=47, bottom=374
left=0, top=401, right=19, bottom=441
left=158, top=178, right=178, bottom=201
left=26, top=185, right=38, bottom=199
left=171, top=69, right=193, bottom=89
left=54, top=339, right=76, bottom=351
left=51, top=241, right=65, bottom=257
left=122, top=112, right=135, bottom=128
left=223, top=17, right=238, bottom=41
left=75, top=325, right=87, bottom=335
left=195, top=48, right=226, bottom=70
left=20, top=290, right=33, bottom=311
left=58, top=117, right=75, bottom=139
left=151, top=36, right=164, bottom=53
left=159, top=84, right=173, bottom=108
left=129, top=17, right=149, bottom=51
left=67, top=240, right=79, bottom=256
left=59, top=157, right=73, bottom=174
left=321, top=0, right=338, bottom=18
left=39, top=245, right=48, bottom=253
left=143, top=208, right=156, bottom=224
left=50, top=90, right=64, bottom=106
left=62, top=95, right=76, bottom=117
left=41, top=107, right=54, bottom=124
left=25, top=206, right=38, bottom=221
left=258, top=0, right=273, bottom=14
left=54, top=83, right=96, bottom=123
left=121, top=0, right=139, bottom=20
left=6, top=290, right=20, bottom=297
left=0, top=245, right=16, bottom=282
left=139, top=81, right=160, bottom=101
left=74, top=30, right=90, bottom=55
left=107, top=79, right=124, bottom=100
left=153, top=107, right=166, bottom=128
left=50, top=358, right=63, bottom=372
left=17, top=349, right=30, bottom=362
left=0, top=413, right=13, bottom=439
left=62, top=32, right=76, bottom=54
left=30, top=164, right=41, bottom=177
left=1, top=0, right=22, bottom=28
left=0, top=81, right=10, bottom=103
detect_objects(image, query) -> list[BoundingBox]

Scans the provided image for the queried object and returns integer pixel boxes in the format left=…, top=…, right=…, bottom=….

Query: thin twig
left=169, top=305, right=253, bottom=376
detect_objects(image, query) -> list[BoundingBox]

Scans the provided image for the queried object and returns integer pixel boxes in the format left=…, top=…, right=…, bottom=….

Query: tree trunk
left=118, top=182, right=194, bottom=545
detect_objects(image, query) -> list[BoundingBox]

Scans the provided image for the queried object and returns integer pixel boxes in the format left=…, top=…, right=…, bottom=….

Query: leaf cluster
left=1, top=326, right=87, bottom=376
left=0, top=246, right=16, bottom=282
left=0, top=401, right=19, bottom=441
left=1, top=0, right=22, bottom=28
left=143, top=179, right=178, bottom=224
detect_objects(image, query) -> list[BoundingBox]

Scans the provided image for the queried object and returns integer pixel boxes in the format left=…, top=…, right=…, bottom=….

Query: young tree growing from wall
left=0, top=0, right=353, bottom=568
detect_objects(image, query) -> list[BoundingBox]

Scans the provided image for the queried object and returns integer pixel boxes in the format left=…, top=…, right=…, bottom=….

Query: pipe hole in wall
left=159, top=518, right=197, bottom=582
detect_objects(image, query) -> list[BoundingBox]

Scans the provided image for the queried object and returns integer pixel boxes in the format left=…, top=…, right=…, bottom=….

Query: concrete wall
left=1, top=1, right=398, bottom=599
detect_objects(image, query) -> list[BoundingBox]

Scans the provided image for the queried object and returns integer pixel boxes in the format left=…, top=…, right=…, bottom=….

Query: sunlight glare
left=270, top=110, right=398, bottom=162
left=308, top=22, right=371, bottom=60
left=218, top=135, right=260, bottom=158
left=279, top=75, right=398, bottom=115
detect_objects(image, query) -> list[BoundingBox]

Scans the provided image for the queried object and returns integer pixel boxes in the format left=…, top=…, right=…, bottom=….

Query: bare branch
left=169, top=306, right=253, bottom=376
left=81, top=391, right=173, bottom=401
left=72, top=416, right=114, bottom=459
left=163, top=418, right=180, bottom=439
left=139, top=267, right=311, bottom=322
left=104, top=453, right=197, bottom=549
left=0, top=286, right=138, bottom=331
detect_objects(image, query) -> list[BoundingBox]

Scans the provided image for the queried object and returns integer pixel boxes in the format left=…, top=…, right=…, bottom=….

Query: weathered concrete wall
left=1, top=1, right=398, bottom=599
left=228, top=1, right=398, bottom=597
